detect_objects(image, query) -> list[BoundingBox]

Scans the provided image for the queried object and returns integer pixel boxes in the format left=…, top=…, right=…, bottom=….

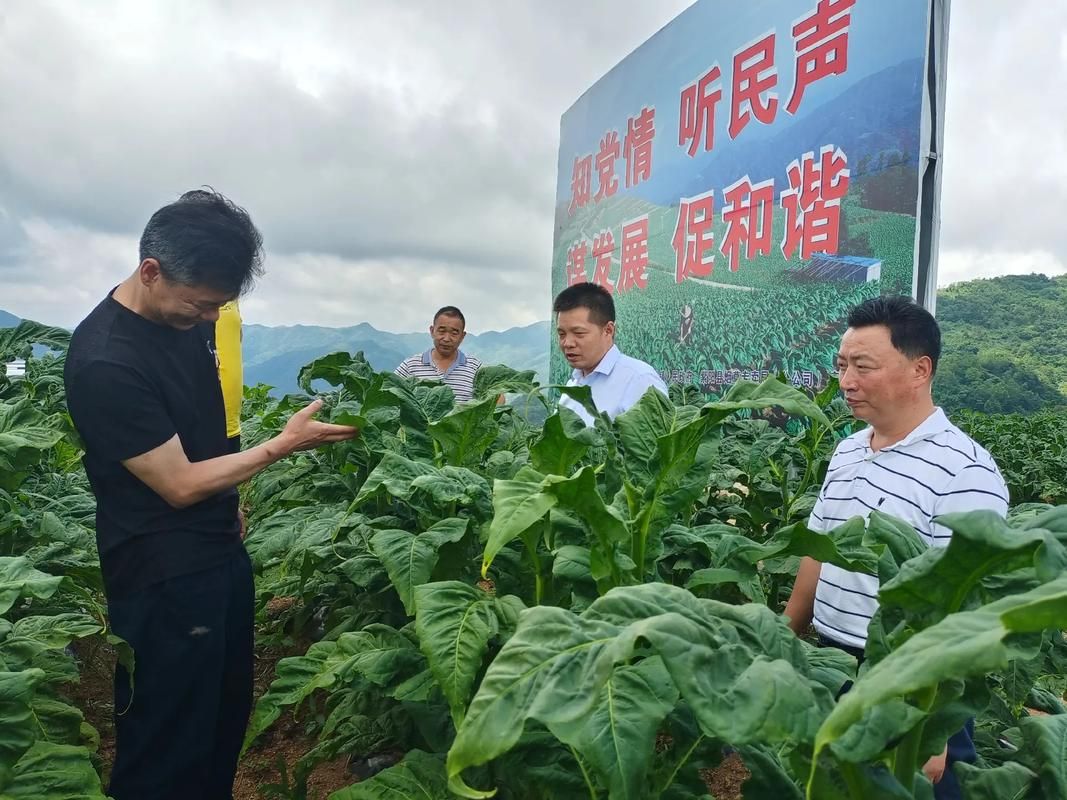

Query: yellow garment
left=215, top=301, right=243, bottom=438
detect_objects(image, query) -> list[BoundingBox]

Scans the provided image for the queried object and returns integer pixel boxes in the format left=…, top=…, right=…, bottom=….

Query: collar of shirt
left=858, top=407, right=952, bottom=453
left=570, top=344, right=621, bottom=383
left=422, top=348, right=467, bottom=375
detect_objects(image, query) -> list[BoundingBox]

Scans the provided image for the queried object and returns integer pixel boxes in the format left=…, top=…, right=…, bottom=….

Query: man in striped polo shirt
left=784, top=296, right=1009, bottom=798
left=395, top=306, right=482, bottom=403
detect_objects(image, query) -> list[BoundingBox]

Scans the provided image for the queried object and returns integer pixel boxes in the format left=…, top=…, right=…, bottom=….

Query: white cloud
left=937, top=248, right=1067, bottom=289
left=240, top=251, right=548, bottom=333
left=0, top=219, right=135, bottom=327
left=0, top=0, right=1064, bottom=332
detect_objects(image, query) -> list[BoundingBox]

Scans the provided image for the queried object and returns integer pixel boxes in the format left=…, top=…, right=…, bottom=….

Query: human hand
left=238, top=509, right=247, bottom=540
left=922, top=747, right=948, bottom=784
left=279, top=399, right=360, bottom=453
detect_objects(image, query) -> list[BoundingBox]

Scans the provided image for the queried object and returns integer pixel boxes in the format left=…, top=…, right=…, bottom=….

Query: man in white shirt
left=555, top=282, right=668, bottom=425
left=783, top=295, right=1009, bottom=799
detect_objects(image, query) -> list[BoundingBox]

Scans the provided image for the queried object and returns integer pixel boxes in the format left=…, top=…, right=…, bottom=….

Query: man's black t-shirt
left=64, top=293, right=241, bottom=598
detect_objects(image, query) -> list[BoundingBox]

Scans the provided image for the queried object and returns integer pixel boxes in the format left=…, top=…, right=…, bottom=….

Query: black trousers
left=107, top=547, right=254, bottom=800
left=818, top=636, right=974, bottom=800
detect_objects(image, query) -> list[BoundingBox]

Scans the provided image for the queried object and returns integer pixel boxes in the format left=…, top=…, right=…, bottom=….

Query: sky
left=0, top=0, right=1064, bottom=333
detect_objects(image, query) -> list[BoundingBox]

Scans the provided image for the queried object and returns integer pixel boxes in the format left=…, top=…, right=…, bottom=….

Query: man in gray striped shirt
left=394, top=306, right=482, bottom=403
left=783, top=296, right=1008, bottom=798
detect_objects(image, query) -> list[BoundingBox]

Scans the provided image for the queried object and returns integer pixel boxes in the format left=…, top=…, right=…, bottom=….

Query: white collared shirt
left=809, top=407, right=1009, bottom=649
left=558, top=345, right=668, bottom=426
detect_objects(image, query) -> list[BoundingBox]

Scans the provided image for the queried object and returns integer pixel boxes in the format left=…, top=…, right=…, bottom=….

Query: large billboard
left=551, top=0, right=948, bottom=393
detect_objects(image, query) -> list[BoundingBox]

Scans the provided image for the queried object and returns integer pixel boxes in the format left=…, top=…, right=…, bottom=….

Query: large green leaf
left=371, top=519, right=469, bottom=615
left=447, top=584, right=831, bottom=798
left=1019, top=505, right=1067, bottom=537
left=27, top=696, right=86, bottom=747
left=0, top=613, right=102, bottom=675
left=615, top=389, right=703, bottom=487
left=703, top=376, right=831, bottom=430
left=428, top=396, right=500, bottom=466
left=954, top=762, right=1036, bottom=800
left=243, top=639, right=352, bottom=751
left=482, top=468, right=555, bottom=577
left=414, top=581, right=498, bottom=728
left=529, top=408, right=599, bottom=476
left=864, top=511, right=929, bottom=583
left=615, top=392, right=727, bottom=573
left=1019, top=713, right=1067, bottom=798
left=0, top=669, right=43, bottom=785
left=0, top=558, right=64, bottom=617
left=543, top=467, right=629, bottom=549
left=243, top=625, right=422, bottom=751
left=378, top=374, right=456, bottom=428
left=548, top=656, right=679, bottom=800
left=328, top=749, right=450, bottom=799
left=3, top=614, right=102, bottom=650
left=297, top=350, right=377, bottom=397
left=409, top=467, right=491, bottom=513
left=0, top=400, right=66, bottom=490
left=879, top=511, right=1058, bottom=619
left=353, top=452, right=439, bottom=508
left=814, top=576, right=1067, bottom=767
left=761, top=518, right=880, bottom=576
left=554, top=384, right=600, bottom=423
left=686, top=567, right=767, bottom=604
left=473, top=366, right=538, bottom=400
left=1, top=741, right=107, bottom=799
left=739, top=744, right=804, bottom=800
left=336, top=625, right=426, bottom=688
left=244, top=504, right=351, bottom=566
left=0, top=320, right=71, bottom=361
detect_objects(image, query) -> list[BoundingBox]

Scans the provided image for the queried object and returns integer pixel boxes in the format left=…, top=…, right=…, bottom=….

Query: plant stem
left=891, top=686, right=937, bottom=790
left=570, top=747, right=599, bottom=800
left=655, top=734, right=705, bottom=797
left=526, top=541, right=544, bottom=605
left=840, top=762, right=867, bottom=799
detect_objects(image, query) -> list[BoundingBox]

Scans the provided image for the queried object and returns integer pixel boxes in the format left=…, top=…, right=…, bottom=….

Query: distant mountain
left=936, top=273, right=1067, bottom=413
left=6, top=271, right=1066, bottom=416
left=242, top=320, right=551, bottom=395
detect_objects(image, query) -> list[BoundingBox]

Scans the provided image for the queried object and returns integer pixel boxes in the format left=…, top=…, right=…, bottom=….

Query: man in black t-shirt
left=65, top=190, right=358, bottom=800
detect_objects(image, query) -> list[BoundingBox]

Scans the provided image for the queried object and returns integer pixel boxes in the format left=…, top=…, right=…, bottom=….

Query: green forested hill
left=936, top=273, right=1067, bottom=413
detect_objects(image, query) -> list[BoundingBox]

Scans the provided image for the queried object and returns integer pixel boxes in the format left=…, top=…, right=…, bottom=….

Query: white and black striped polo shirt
left=809, top=407, right=1009, bottom=649
left=394, top=349, right=482, bottom=403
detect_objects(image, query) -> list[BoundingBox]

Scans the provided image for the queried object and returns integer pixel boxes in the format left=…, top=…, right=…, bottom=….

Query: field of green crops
left=4, top=319, right=1067, bottom=800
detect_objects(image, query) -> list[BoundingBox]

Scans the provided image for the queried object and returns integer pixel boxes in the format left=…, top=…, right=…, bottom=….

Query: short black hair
left=847, top=295, right=941, bottom=373
left=553, top=282, right=615, bottom=326
left=139, top=188, right=264, bottom=298
left=433, top=306, right=466, bottom=327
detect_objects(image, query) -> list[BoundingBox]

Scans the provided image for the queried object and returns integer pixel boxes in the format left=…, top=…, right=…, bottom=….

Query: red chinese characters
left=679, top=65, right=723, bottom=156
left=569, top=154, right=593, bottom=215
left=616, top=216, right=650, bottom=293
left=672, top=191, right=716, bottom=282
left=780, top=145, right=850, bottom=260
left=565, top=241, right=590, bottom=286
left=729, top=32, right=778, bottom=140
left=591, top=231, right=616, bottom=293
left=720, top=176, right=774, bottom=272
left=624, top=107, right=656, bottom=188
left=595, top=131, right=621, bottom=201
left=787, top=0, right=856, bottom=114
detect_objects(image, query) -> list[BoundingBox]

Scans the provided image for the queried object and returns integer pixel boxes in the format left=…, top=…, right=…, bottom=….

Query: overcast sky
left=1, top=1, right=1064, bottom=333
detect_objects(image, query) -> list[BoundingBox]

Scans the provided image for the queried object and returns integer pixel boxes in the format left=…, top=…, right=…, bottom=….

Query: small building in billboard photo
left=789, top=254, right=882, bottom=284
